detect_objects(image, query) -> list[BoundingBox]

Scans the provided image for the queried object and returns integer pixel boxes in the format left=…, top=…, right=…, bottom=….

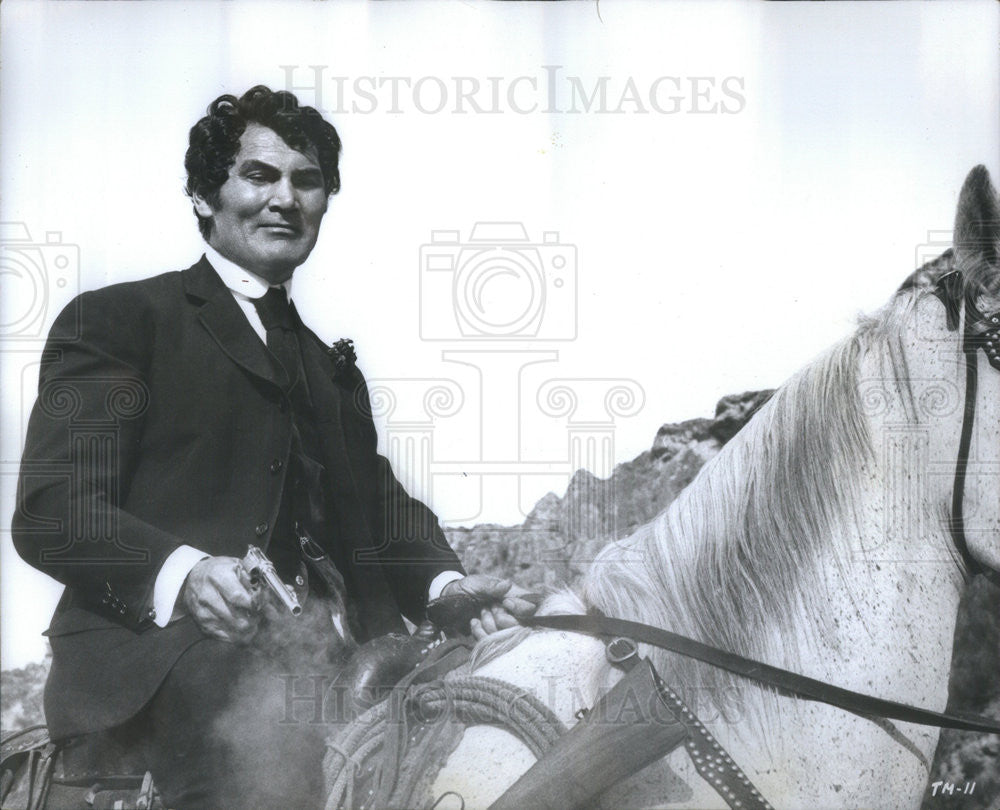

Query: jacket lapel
left=182, top=256, right=284, bottom=388
left=297, top=329, right=402, bottom=634
left=296, top=322, right=343, bottom=422
left=297, top=324, right=378, bottom=528
left=297, top=323, right=352, bottom=474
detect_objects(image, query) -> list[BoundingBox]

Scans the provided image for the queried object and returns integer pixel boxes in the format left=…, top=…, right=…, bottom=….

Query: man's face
left=194, top=123, right=328, bottom=283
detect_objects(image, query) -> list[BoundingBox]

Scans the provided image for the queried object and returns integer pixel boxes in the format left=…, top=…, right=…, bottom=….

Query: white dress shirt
left=151, top=246, right=461, bottom=627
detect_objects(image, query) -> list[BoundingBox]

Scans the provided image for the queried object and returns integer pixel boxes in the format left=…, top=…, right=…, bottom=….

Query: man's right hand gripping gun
left=240, top=545, right=302, bottom=616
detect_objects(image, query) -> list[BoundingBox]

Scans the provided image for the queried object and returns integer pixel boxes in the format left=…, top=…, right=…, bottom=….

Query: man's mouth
left=260, top=223, right=300, bottom=235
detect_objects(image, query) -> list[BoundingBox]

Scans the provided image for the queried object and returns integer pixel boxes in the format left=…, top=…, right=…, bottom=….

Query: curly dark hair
left=185, top=85, right=342, bottom=238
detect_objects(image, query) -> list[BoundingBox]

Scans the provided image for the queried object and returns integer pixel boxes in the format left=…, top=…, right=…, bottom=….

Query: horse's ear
left=954, top=165, right=1000, bottom=268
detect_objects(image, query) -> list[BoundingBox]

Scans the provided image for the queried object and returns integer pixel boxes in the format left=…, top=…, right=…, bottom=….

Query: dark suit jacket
left=12, top=257, right=463, bottom=739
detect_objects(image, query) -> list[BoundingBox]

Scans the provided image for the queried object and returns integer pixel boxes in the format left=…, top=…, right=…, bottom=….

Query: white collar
left=203, top=243, right=294, bottom=301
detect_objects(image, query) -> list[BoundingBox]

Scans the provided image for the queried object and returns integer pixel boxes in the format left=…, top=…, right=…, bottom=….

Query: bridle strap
left=935, top=270, right=1000, bottom=584
left=950, top=320, right=982, bottom=577
left=524, top=613, right=1000, bottom=734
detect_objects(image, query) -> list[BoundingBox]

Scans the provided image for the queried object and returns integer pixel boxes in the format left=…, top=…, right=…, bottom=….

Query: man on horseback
left=11, top=85, right=534, bottom=810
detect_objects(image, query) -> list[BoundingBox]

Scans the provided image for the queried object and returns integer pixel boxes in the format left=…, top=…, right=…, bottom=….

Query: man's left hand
left=440, top=575, right=538, bottom=640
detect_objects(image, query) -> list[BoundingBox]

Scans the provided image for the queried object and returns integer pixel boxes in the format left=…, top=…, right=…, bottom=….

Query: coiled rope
left=324, top=675, right=567, bottom=810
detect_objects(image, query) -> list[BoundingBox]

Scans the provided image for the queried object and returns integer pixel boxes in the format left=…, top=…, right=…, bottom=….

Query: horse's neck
left=788, top=527, right=962, bottom=724
left=725, top=527, right=964, bottom=809
left=625, top=314, right=968, bottom=806
left=823, top=308, right=966, bottom=698
left=446, top=504, right=965, bottom=809
left=715, top=326, right=970, bottom=807
left=616, top=525, right=965, bottom=808
left=762, top=303, right=964, bottom=703
left=771, top=279, right=995, bottom=709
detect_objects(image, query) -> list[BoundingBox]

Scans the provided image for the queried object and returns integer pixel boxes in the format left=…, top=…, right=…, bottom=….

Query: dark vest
left=253, top=289, right=351, bottom=597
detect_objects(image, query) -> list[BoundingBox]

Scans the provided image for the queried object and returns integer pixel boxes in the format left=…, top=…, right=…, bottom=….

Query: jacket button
left=255, top=522, right=269, bottom=536
left=147, top=608, right=156, bottom=620
left=269, top=459, right=283, bottom=474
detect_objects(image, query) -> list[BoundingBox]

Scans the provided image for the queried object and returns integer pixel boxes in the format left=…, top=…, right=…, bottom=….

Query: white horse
left=431, top=167, right=1000, bottom=810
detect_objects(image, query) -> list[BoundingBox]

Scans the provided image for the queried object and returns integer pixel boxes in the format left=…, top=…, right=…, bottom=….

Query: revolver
left=240, top=545, right=302, bottom=616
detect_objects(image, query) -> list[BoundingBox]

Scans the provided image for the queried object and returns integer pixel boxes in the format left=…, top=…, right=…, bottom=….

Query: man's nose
left=268, top=177, right=296, bottom=210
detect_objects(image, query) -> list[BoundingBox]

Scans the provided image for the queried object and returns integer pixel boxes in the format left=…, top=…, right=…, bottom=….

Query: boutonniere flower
left=327, top=338, right=357, bottom=375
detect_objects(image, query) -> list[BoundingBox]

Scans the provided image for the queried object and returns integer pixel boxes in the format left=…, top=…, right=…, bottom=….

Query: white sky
left=1, top=0, right=997, bottom=669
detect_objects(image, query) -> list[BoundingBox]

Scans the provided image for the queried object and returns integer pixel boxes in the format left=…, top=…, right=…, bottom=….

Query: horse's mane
left=576, top=282, right=939, bottom=727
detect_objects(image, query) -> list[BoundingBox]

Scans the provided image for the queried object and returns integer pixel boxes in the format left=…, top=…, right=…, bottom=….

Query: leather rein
left=524, top=612, right=1000, bottom=736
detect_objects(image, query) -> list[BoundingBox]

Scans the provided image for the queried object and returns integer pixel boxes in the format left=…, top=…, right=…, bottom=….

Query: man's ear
left=192, top=192, right=215, bottom=219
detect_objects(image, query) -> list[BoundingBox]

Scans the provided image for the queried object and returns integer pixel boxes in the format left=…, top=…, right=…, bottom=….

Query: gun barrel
left=260, top=565, right=303, bottom=616
left=244, top=545, right=303, bottom=616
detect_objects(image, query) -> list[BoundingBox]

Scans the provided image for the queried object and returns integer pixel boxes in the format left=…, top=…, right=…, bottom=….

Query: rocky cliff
left=445, top=389, right=774, bottom=590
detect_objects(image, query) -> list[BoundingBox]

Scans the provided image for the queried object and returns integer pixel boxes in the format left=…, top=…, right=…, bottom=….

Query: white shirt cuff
left=151, top=545, right=210, bottom=627
left=428, top=570, right=465, bottom=602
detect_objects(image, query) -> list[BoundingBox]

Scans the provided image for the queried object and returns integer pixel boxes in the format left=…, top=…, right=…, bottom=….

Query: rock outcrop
left=445, top=389, right=774, bottom=590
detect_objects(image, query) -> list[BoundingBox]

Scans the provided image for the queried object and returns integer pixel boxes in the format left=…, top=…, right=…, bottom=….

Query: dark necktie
left=251, top=289, right=358, bottom=643
left=252, top=286, right=300, bottom=388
